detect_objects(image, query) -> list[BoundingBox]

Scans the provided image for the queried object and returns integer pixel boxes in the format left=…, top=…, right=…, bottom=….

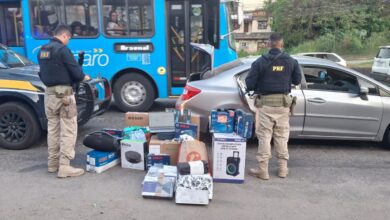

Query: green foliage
left=266, top=0, right=390, bottom=49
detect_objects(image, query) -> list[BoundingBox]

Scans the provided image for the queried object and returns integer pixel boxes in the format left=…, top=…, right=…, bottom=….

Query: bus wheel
left=114, top=74, right=155, bottom=112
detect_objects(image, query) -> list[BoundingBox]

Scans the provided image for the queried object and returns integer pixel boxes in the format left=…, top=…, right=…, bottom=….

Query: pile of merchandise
left=83, top=108, right=254, bottom=205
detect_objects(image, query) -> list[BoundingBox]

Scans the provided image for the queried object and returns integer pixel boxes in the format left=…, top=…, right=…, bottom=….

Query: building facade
left=234, top=0, right=272, bottom=54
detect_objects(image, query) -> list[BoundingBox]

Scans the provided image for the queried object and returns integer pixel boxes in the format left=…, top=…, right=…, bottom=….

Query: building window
left=241, top=42, right=248, bottom=49
left=258, top=20, right=267, bottom=30
left=257, top=41, right=266, bottom=51
left=244, top=22, right=249, bottom=33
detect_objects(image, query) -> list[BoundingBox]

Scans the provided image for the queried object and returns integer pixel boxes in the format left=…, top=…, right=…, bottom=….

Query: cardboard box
left=142, top=175, right=175, bottom=199
left=121, top=139, right=148, bottom=170
left=190, top=114, right=201, bottom=139
left=234, top=109, right=254, bottom=139
left=86, top=150, right=120, bottom=167
left=176, top=173, right=213, bottom=203
left=125, top=112, right=149, bottom=127
left=212, top=133, right=247, bottom=183
left=174, top=122, right=198, bottom=139
left=146, top=154, right=170, bottom=170
left=142, top=165, right=177, bottom=199
left=86, top=158, right=120, bottom=174
left=178, top=140, right=208, bottom=163
left=210, top=110, right=235, bottom=133
left=175, top=188, right=209, bottom=205
left=149, top=135, right=181, bottom=165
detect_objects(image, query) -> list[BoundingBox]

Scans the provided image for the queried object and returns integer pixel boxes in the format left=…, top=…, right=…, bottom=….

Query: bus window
left=2, top=6, right=24, bottom=46
left=102, top=0, right=154, bottom=37
left=30, top=0, right=99, bottom=38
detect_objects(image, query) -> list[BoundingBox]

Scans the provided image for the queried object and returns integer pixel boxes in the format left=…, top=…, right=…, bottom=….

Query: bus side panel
left=213, top=3, right=237, bottom=67
left=23, top=0, right=169, bottom=99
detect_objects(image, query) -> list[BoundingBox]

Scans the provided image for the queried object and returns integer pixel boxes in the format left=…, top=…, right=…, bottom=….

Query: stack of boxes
left=83, top=107, right=253, bottom=205
left=210, top=109, right=254, bottom=184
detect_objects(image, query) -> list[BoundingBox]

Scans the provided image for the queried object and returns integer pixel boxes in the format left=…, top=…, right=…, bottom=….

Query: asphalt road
left=1, top=99, right=390, bottom=220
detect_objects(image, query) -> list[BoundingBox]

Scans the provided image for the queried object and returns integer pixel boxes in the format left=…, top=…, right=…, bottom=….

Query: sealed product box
left=86, top=159, right=120, bottom=174
left=176, top=173, right=213, bottom=205
left=234, top=109, right=254, bottom=139
left=210, top=110, right=235, bottom=133
left=121, top=139, right=148, bottom=170
left=125, top=112, right=149, bottom=127
left=86, top=150, right=120, bottom=167
left=148, top=135, right=181, bottom=165
left=142, top=165, right=177, bottom=199
left=212, top=133, right=247, bottom=183
left=174, top=122, right=198, bottom=139
left=146, top=154, right=170, bottom=170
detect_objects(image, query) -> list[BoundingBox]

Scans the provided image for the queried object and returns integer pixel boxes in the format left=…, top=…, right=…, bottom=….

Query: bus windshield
left=0, top=46, right=32, bottom=68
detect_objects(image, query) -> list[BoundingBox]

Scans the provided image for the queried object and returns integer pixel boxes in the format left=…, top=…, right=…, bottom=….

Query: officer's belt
left=258, top=94, right=290, bottom=107
left=46, top=85, right=73, bottom=96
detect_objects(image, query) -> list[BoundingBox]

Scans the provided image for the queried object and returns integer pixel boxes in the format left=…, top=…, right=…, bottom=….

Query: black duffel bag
left=83, top=131, right=121, bottom=152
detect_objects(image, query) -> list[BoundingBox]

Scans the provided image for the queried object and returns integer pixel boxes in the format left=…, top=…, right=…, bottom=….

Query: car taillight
left=181, top=85, right=201, bottom=101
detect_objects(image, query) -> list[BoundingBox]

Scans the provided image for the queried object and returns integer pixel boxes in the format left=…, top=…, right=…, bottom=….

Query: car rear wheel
left=0, top=102, right=42, bottom=150
left=113, top=74, right=155, bottom=112
left=384, top=127, right=390, bottom=150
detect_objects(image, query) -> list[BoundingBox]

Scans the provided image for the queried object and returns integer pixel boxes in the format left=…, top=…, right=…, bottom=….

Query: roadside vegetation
left=239, top=0, right=390, bottom=61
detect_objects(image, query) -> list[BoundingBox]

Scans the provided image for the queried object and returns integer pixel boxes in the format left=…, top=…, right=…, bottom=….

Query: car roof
left=297, top=52, right=337, bottom=55
left=238, top=55, right=389, bottom=91
left=379, top=46, right=390, bottom=49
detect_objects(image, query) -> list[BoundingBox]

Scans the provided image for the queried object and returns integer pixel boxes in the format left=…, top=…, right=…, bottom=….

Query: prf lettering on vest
left=272, top=66, right=285, bottom=72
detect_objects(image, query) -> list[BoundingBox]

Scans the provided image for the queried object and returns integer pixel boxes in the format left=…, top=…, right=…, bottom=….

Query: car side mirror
left=360, top=87, right=369, bottom=100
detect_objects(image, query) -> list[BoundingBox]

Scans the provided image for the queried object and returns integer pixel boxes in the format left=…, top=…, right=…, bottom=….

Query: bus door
left=0, top=1, right=25, bottom=54
left=167, top=0, right=219, bottom=94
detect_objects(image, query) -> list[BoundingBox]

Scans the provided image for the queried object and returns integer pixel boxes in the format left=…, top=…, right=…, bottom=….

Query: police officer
left=38, top=25, right=90, bottom=178
left=245, top=33, right=301, bottom=180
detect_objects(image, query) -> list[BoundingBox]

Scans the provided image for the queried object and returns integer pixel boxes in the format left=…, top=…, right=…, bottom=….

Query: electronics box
left=86, top=158, right=120, bottom=174
left=149, top=135, right=181, bottom=165
left=174, top=122, right=198, bottom=140
left=210, top=110, right=235, bottom=133
left=234, top=109, right=254, bottom=139
left=121, top=139, right=148, bottom=170
left=212, top=133, right=247, bottom=183
left=125, top=112, right=149, bottom=127
left=86, top=150, right=120, bottom=167
left=146, top=154, right=170, bottom=170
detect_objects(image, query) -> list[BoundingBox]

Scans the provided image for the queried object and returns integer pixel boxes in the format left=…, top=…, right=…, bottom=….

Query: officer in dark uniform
left=38, top=25, right=90, bottom=178
left=245, top=33, right=301, bottom=180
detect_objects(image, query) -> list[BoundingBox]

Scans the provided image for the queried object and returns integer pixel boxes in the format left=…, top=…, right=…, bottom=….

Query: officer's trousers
left=44, top=90, right=78, bottom=167
left=255, top=105, right=290, bottom=163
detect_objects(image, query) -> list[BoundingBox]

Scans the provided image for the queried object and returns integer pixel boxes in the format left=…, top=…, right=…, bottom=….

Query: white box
left=86, top=159, right=120, bottom=174
left=175, top=188, right=209, bottom=205
left=212, top=133, right=247, bottom=183
left=121, top=139, right=147, bottom=170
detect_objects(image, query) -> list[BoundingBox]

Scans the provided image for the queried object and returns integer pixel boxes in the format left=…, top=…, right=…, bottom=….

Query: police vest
left=257, top=57, right=292, bottom=95
left=38, top=41, right=74, bottom=87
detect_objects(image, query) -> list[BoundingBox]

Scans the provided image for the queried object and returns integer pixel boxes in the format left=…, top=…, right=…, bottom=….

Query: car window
left=303, top=66, right=359, bottom=93
left=358, top=78, right=379, bottom=95
left=326, top=54, right=340, bottom=62
left=377, top=48, right=390, bottom=59
left=0, top=47, right=32, bottom=68
left=202, top=59, right=244, bottom=79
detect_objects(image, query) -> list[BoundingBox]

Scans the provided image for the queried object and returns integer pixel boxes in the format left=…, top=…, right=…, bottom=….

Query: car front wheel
left=0, top=102, right=42, bottom=150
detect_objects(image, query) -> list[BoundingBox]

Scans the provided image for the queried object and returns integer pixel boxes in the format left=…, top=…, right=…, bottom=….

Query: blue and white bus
left=0, top=0, right=238, bottom=111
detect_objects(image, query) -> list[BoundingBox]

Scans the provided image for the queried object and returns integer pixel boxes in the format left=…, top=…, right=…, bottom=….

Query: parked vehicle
left=372, top=46, right=390, bottom=75
left=0, top=44, right=111, bottom=150
left=176, top=56, right=390, bottom=148
left=297, top=52, right=347, bottom=67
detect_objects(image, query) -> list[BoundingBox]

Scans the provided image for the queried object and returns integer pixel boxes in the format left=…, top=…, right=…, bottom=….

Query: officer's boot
left=249, top=160, right=270, bottom=180
left=57, top=156, right=84, bottom=178
left=48, top=159, right=59, bottom=173
left=278, top=159, right=288, bottom=178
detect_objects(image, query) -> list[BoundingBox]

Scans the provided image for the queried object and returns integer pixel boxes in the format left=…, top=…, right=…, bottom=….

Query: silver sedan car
left=176, top=56, right=390, bottom=148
